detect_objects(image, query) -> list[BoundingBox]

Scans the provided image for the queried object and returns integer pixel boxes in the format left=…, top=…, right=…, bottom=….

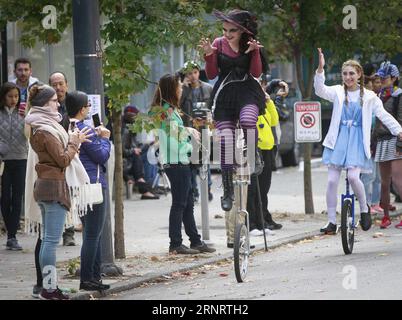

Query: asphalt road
left=105, top=223, right=402, bottom=300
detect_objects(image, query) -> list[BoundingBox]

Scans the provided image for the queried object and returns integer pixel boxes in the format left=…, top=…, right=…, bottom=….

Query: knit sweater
left=0, top=107, right=28, bottom=160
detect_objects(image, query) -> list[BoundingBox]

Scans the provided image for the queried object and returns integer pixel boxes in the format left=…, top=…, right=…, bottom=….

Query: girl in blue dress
left=314, top=48, right=402, bottom=234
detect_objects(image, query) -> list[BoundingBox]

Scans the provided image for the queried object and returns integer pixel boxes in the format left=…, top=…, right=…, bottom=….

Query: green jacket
left=157, top=103, right=193, bottom=165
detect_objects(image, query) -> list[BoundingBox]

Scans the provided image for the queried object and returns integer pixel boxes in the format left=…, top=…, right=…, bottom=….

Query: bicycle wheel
left=234, top=223, right=249, bottom=282
left=341, top=198, right=354, bottom=254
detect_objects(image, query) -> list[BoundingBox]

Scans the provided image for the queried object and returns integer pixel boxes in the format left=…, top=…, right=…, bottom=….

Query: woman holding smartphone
left=65, top=91, right=112, bottom=291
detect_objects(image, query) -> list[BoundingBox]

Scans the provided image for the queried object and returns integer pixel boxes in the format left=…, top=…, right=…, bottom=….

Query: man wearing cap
left=180, top=61, right=213, bottom=202
left=373, top=61, right=402, bottom=229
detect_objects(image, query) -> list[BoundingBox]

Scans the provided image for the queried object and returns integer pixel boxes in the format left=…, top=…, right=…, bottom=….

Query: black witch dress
left=210, top=40, right=266, bottom=122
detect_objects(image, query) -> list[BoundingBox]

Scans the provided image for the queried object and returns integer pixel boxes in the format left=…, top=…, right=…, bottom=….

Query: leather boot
left=221, top=169, right=234, bottom=211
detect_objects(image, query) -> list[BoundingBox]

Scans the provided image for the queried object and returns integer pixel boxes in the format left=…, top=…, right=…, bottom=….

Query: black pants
left=165, top=165, right=201, bottom=248
left=247, top=149, right=274, bottom=230
left=128, top=153, right=145, bottom=181
left=1, top=159, right=27, bottom=239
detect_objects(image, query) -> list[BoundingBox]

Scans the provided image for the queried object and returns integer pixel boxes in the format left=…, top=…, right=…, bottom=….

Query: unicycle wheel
left=341, top=199, right=354, bottom=254
left=234, top=223, right=249, bottom=282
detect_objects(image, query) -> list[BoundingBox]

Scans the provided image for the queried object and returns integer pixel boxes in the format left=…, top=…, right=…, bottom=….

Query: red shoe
left=395, top=221, right=402, bottom=229
left=380, top=203, right=396, bottom=211
left=380, top=216, right=392, bottom=229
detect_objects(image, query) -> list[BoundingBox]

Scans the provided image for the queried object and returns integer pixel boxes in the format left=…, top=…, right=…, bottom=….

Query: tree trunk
left=294, top=48, right=315, bottom=214
left=112, top=109, right=126, bottom=259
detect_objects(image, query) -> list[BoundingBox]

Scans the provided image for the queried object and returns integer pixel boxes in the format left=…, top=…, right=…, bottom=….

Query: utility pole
left=72, top=0, right=122, bottom=276
left=1, top=27, right=8, bottom=84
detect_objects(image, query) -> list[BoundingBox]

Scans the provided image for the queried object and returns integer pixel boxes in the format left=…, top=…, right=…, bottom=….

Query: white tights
left=326, top=167, right=367, bottom=224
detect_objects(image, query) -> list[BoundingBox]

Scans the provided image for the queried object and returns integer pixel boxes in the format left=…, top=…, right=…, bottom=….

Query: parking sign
left=294, top=101, right=321, bottom=143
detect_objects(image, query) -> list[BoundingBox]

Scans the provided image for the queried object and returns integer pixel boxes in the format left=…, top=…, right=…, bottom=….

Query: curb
left=71, top=229, right=321, bottom=300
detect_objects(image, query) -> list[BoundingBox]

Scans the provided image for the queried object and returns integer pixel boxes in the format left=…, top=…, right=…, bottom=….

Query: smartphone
left=69, top=121, right=76, bottom=131
left=92, top=113, right=101, bottom=128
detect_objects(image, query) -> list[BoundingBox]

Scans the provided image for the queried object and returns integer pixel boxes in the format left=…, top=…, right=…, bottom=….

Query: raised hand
left=71, top=127, right=94, bottom=144
left=95, top=124, right=111, bottom=139
left=245, top=39, right=263, bottom=54
left=198, top=38, right=217, bottom=56
left=317, top=48, right=325, bottom=73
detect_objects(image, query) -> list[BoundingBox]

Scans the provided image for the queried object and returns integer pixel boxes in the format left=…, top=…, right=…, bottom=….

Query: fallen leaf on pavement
left=214, top=214, right=224, bottom=219
left=150, top=256, right=160, bottom=262
left=373, top=232, right=384, bottom=238
left=298, top=239, right=313, bottom=244
left=219, top=273, right=229, bottom=277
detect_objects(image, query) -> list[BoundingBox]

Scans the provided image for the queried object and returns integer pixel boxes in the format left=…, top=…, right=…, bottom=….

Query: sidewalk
left=1, top=166, right=401, bottom=300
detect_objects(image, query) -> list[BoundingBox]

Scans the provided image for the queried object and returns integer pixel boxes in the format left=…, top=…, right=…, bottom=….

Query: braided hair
left=342, top=60, right=364, bottom=107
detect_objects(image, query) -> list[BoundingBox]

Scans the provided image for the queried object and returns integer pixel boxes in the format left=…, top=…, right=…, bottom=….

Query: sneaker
left=227, top=243, right=234, bottom=249
left=360, top=206, right=372, bottom=231
left=80, top=280, right=110, bottom=291
left=190, top=241, right=216, bottom=253
left=320, top=222, right=337, bottom=234
left=263, top=228, right=275, bottom=236
left=39, top=287, right=70, bottom=300
left=6, top=238, right=23, bottom=251
left=380, top=216, right=392, bottom=229
left=249, top=229, right=264, bottom=237
left=169, top=244, right=200, bottom=255
left=265, top=221, right=283, bottom=230
left=32, top=285, right=42, bottom=299
left=395, top=221, right=402, bottom=229
left=370, top=204, right=384, bottom=215
left=208, top=192, right=213, bottom=202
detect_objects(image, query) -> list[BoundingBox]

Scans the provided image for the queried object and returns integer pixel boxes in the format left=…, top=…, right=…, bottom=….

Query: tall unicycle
left=341, top=171, right=355, bottom=254
left=233, top=129, right=251, bottom=283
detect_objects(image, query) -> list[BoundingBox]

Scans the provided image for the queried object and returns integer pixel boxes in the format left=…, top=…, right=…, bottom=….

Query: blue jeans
left=80, top=188, right=107, bottom=282
left=165, top=165, right=201, bottom=248
left=38, top=201, right=67, bottom=289
left=141, top=152, right=158, bottom=186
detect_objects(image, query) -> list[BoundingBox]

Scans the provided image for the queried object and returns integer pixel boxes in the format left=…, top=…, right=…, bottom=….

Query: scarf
left=24, top=106, right=93, bottom=235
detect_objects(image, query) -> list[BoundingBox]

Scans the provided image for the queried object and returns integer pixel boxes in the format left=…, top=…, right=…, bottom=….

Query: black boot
left=221, top=169, right=234, bottom=211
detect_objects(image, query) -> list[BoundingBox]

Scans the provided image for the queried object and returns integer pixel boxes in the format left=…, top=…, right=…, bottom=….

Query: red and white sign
left=294, top=101, right=321, bottom=143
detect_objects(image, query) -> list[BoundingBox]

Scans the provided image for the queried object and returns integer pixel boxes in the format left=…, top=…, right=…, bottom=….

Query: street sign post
left=294, top=101, right=322, bottom=143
